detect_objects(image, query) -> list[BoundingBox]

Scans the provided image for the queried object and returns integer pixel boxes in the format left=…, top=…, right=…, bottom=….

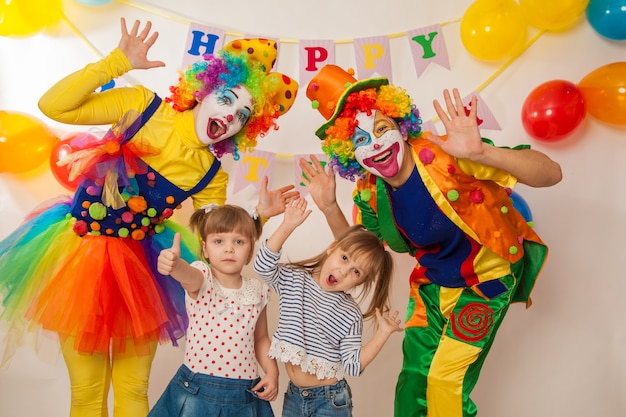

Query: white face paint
left=193, top=85, right=254, bottom=145
left=351, top=111, right=405, bottom=179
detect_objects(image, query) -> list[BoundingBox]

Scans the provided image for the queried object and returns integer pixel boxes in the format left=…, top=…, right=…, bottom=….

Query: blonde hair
left=189, top=205, right=262, bottom=263
left=287, top=225, right=394, bottom=320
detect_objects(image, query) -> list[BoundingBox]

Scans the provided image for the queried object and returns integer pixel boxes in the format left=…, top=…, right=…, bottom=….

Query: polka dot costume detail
left=185, top=261, right=271, bottom=379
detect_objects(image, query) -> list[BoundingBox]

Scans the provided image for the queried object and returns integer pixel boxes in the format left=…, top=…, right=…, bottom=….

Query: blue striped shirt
left=253, top=240, right=363, bottom=380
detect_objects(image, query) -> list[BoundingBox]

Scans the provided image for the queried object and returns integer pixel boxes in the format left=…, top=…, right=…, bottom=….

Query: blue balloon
left=509, top=190, right=533, bottom=224
left=586, top=0, right=626, bottom=40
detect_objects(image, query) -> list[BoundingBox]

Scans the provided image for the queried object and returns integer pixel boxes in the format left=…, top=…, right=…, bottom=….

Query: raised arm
left=157, top=233, right=204, bottom=298
left=117, top=18, right=166, bottom=70
left=256, top=176, right=300, bottom=221
left=265, top=198, right=311, bottom=253
left=298, top=155, right=351, bottom=238
left=424, top=88, right=562, bottom=188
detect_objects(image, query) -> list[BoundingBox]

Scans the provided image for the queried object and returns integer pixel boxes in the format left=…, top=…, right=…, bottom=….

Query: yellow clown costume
left=0, top=38, right=297, bottom=417
left=306, top=64, right=548, bottom=417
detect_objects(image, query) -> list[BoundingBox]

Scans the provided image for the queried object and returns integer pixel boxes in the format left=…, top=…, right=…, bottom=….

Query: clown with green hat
left=301, top=64, right=562, bottom=417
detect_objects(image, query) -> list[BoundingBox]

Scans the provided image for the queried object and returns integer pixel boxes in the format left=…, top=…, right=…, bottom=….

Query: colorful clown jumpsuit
left=0, top=48, right=229, bottom=416
left=353, top=138, right=548, bottom=417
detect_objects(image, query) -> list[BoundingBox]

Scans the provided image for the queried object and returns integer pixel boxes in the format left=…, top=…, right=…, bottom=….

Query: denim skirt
left=148, top=365, right=274, bottom=417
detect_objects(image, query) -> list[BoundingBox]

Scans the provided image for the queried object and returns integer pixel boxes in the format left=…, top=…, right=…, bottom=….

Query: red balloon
left=521, top=80, right=586, bottom=141
left=49, top=132, right=97, bottom=191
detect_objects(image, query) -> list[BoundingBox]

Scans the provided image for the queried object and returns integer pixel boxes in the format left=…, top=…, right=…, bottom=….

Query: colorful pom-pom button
left=162, top=208, right=174, bottom=219
left=147, top=208, right=157, bottom=218
left=447, top=165, right=456, bottom=174
left=89, top=202, right=107, bottom=220
left=141, top=217, right=151, bottom=227
left=419, top=148, right=435, bottom=164
left=86, top=185, right=100, bottom=196
left=147, top=172, right=156, bottom=181
left=73, top=220, right=88, bottom=236
left=131, top=229, right=145, bottom=241
left=493, top=231, right=502, bottom=238
left=127, top=196, right=148, bottom=213
left=447, top=190, right=459, bottom=202
left=508, top=246, right=518, bottom=255
left=90, top=222, right=101, bottom=231
left=500, top=206, right=509, bottom=214
left=166, top=196, right=175, bottom=205
left=121, top=212, right=134, bottom=223
left=361, top=188, right=372, bottom=202
left=311, top=100, right=320, bottom=109
left=470, top=190, right=484, bottom=203
left=155, top=224, right=165, bottom=234
left=118, top=228, right=129, bottom=238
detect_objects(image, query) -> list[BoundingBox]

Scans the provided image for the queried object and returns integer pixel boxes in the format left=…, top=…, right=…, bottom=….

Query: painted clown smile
left=207, top=118, right=227, bottom=140
left=363, top=142, right=400, bottom=170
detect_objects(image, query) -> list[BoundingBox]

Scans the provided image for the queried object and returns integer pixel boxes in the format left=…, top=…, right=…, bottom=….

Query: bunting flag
left=299, top=39, right=335, bottom=89
left=232, top=149, right=275, bottom=194
left=182, top=23, right=225, bottom=68
left=407, top=24, right=451, bottom=78
left=421, top=119, right=438, bottom=136
left=353, top=35, right=392, bottom=81
left=293, top=153, right=328, bottom=198
left=463, top=91, right=502, bottom=131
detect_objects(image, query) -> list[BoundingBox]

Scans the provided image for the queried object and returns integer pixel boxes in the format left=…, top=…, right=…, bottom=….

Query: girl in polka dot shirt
left=150, top=204, right=277, bottom=417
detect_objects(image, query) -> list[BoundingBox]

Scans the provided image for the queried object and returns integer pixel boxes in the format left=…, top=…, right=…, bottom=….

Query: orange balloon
left=579, top=62, right=626, bottom=125
left=0, top=111, right=57, bottom=173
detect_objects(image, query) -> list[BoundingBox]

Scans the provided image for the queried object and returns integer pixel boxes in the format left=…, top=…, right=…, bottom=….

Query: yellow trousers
left=61, top=337, right=157, bottom=417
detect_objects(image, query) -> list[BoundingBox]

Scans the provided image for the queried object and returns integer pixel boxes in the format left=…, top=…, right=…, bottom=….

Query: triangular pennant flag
left=463, top=91, right=502, bottom=131
left=232, top=150, right=275, bottom=194
left=300, top=39, right=335, bottom=90
left=353, top=35, right=392, bottom=81
left=182, top=23, right=225, bottom=69
left=294, top=153, right=328, bottom=198
left=420, top=119, right=438, bottom=136
left=407, top=24, right=451, bottom=78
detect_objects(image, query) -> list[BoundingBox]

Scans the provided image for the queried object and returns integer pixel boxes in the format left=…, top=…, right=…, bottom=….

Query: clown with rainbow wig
left=300, top=65, right=562, bottom=417
left=0, top=18, right=297, bottom=417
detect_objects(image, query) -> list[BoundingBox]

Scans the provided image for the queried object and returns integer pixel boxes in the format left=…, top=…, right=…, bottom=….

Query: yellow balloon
left=579, top=62, right=626, bottom=125
left=0, top=111, right=57, bottom=173
left=520, top=0, right=589, bottom=32
left=460, top=0, right=528, bottom=61
left=0, top=0, right=62, bottom=37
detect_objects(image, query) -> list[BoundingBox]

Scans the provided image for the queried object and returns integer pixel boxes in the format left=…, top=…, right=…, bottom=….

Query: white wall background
left=1, top=0, right=625, bottom=416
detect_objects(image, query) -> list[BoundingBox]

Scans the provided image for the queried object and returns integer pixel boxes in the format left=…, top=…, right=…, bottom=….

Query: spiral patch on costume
left=450, top=302, right=494, bottom=343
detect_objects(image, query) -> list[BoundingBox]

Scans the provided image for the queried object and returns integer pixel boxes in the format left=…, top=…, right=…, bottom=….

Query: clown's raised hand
left=424, top=88, right=484, bottom=161
left=118, top=17, right=165, bottom=70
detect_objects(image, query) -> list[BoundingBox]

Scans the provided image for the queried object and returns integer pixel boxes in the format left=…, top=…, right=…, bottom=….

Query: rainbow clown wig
left=167, top=38, right=298, bottom=159
left=306, top=65, right=421, bottom=181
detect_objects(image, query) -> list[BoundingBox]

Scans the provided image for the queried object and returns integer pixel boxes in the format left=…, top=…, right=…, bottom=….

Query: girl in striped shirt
left=254, top=198, right=403, bottom=417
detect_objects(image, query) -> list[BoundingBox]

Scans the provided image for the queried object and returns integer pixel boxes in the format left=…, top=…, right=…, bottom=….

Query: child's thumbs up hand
left=158, top=233, right=181, bottom=276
